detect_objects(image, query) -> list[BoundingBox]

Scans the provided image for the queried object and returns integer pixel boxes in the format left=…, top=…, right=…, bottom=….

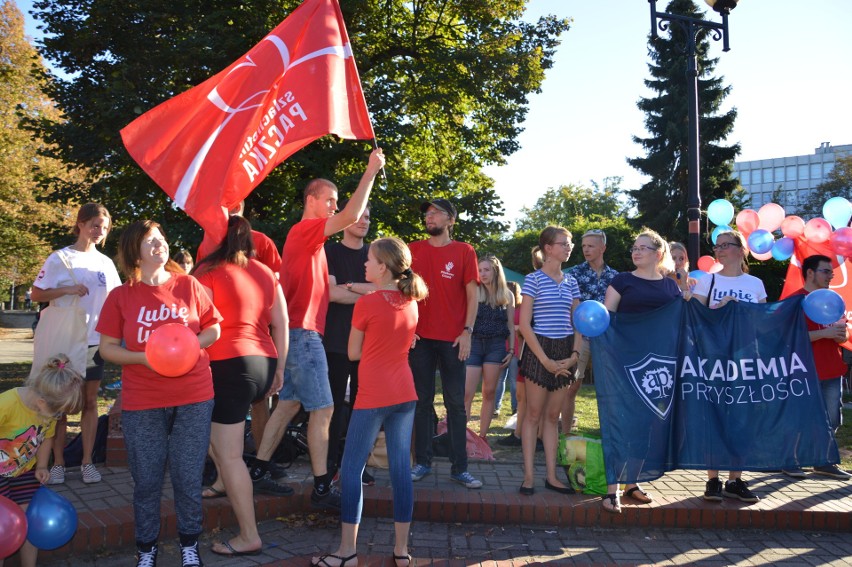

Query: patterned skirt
left=519, top=334, right=576, bottom=392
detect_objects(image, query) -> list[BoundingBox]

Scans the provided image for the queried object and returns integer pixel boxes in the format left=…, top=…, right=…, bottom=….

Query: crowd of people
left=2, top=146, right=849, bottom=567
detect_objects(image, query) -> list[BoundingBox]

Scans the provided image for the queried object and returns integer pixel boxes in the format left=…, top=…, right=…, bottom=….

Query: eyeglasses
left=550, top=241, right=572, bottom=248
left=713, top=242, right=739, bottom=251
left=815, top=268, right=834, bottom=275
left=423, top=210, right=448, bottom=218
left=629, top=245, right=658, bottom=253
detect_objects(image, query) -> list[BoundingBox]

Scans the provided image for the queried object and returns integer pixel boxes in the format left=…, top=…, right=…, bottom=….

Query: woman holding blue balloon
left=601, top=229, right=682, bottom=513
left=693, top=229, right=766, bottom=504
left=0, top=354, right=83, bottom=566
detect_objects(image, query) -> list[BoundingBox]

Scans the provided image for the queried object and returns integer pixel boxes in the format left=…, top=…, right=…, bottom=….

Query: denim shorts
left=467, top=335, right=508, bottom=367
left=279, top=328, right=333, bottom=411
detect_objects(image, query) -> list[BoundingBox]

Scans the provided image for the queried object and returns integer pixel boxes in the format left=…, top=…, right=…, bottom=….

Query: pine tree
left=628, top=0, right=740, bottom=244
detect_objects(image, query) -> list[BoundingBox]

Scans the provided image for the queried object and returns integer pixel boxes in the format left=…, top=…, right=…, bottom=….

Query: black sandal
left=624, top=486, right=653, bottom=504
left=601, top=493, right=621, bottom=514
left=393, top=552, right=412, bottom=566
left=310, top=552, right=358, bottom=567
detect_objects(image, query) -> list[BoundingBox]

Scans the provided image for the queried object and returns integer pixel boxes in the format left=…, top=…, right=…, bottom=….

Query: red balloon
left=831, top=227, right=852, bottom=258
left=757, top=203, right=786, bottom=232
left=0, top=495, right=27, bottom=559
left=804, top=218, right=832, bottom=244
left=781, top=215, right=806, bottom=238
left=697, top=255, right=716, bottom=272
left=145, top=323, right=200, bottom=377
left=735, top=209, right=760, bottom=234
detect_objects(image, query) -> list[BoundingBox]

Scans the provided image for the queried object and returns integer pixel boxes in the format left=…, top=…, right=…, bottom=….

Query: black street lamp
left=648, top=0, right=740, bottom=269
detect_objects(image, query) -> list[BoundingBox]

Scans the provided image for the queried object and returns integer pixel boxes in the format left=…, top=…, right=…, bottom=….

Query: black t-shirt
left=323, top=241, right=370, bottom=353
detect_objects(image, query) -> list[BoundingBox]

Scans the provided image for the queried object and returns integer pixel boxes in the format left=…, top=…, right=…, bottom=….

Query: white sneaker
left=81, top=463, right=102, bottom=484
left=48, top=465, right=65, bottom=485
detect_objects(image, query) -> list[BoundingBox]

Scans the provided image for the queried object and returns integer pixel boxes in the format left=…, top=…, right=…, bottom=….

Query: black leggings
left=210, top=356, right=276, bottom=424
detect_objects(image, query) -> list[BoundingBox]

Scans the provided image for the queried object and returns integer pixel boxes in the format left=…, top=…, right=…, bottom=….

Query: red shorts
left=0, top=469, right=41, bottom=505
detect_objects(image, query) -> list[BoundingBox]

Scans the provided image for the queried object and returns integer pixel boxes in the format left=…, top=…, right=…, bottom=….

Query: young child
left=0, top=354, right=84, bottom=567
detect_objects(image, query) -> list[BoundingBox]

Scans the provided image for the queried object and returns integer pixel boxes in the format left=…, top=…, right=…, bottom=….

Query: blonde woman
left=464, top=255, right=515, bottom=439
left=693, top=229, right=766, bottom=504
left=601, top=229, right=682, bottom=513
left=518, top=226, right=583, bottom=496
left=667, top=241, right=695, bottom=299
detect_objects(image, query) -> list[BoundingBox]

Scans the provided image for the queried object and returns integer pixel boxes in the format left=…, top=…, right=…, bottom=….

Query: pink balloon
left=804, top=218, right=832, bottom=244
left=752, top=250, right=774, bottom=261
left=757, top=203, right=786, bottom=232
left=697, top=255, right=716, bottom=272
left=735, top=209, right=759, bottom=234
left=830, top=227, right=852, bottom=257
left=709, top=262, right=724, bottom=274
left=0, top=495, right=27, bottom=559
left=145, top=323, right=200, bottom=377
left=781, top=215, right=806, bottom=238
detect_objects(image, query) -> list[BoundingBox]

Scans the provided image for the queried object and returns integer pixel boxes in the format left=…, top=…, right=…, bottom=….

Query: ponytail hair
left=369, top=237, right=428, bottom=301
left=25, top=354, right=84, bottom=416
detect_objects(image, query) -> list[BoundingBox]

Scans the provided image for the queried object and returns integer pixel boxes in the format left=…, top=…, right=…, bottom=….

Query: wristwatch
left=464, top=326, right=474, bottom=334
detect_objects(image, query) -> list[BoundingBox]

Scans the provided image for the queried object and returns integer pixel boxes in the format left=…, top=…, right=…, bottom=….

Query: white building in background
left=732, top=142, right=852, bottom=212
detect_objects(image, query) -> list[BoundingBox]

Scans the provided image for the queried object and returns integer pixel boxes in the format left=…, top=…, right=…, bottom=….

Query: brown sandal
left=601, top=493, right=622, bottom=514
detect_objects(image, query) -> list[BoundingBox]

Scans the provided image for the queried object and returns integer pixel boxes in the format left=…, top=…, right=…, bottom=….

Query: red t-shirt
left=96, top=274, right=222, bottom=411
left=792, top=288, right=847, bottom=380
left=194, top=259, right=278, bottom=361
left=252, top=230, right=282, bottom=273
left=409, top=240, right=479, bottom=341
left=351, top=290, right=418, bottom=409
left=280, top=218, right=329, bottom=333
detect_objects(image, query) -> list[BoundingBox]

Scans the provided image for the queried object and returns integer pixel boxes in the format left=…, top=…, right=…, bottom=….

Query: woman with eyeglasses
left=601, top=229, right=682, bottom=513
left=464, top=255, right=515, bottom=440
left=518, top=226, right=582, bottom=496
left=692, top=229, right=766, bottom=505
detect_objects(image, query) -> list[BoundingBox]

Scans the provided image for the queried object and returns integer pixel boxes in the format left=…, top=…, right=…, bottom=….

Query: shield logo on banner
left=624, top=353, right=677, bottom=420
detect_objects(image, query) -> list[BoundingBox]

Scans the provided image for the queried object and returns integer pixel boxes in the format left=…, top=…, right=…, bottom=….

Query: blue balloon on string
left=822, top=197, right=852, bottom=229
left=689, top=270, right=708, bottom=281
left=25, top=487, right=78, bottom=550
left=711, top=225, right=732, bottom=245
left=771, top=237, right=795, bottom=261
left=747, top=229, right=774, bottom=254
left=802, top=289, right=846, bottom=325
left=573, top=300, right=610, bottom=337
left=707, top=199, right=735, bottom=226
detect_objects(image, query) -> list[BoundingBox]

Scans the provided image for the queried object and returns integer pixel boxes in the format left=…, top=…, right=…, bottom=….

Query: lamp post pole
left=648, top=0, right=738, bottom=269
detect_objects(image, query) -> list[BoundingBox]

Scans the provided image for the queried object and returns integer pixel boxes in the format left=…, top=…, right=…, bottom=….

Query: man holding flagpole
left=248, top=148, right=385, bottom=509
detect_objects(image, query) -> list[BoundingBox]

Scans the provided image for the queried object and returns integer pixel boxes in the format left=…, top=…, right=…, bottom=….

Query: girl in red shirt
left=97, top=220, right=221, bottom=567
left=311, top=237, right=427, bottom=567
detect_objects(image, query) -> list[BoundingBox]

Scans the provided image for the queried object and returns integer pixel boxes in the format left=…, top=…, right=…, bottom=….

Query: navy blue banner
left=592, top=296, right=840, bottom=485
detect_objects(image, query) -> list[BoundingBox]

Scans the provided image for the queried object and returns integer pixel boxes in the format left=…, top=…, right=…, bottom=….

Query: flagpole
left=371, top=137, right=387, bottom=187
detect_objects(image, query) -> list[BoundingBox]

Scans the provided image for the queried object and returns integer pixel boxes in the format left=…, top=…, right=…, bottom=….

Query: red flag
left=120, top=0, right=374, bottom=243
left=779, top=237, right=852, bottom=349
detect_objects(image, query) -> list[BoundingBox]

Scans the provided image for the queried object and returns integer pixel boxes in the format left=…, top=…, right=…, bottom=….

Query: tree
left=0, top=0, right=78, bottom=295
left=800, top=155, right=852, bottom=218
left=485, top=178, right=635, bottom=274
left=29, top=0, right=570, bottom=249
left=628, top=0, right=739, bottom=245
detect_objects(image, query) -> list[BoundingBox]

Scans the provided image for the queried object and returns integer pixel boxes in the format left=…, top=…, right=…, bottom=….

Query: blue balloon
left=747, top=229, right=774, bottom=254
left=802, top=289, right=847, bottom=325
left=573, top=300, right=610, bottom=337
left=26, top=487, right=78, bottom=550
left=822, top=196, right=852, bottom=229
left=707, top=199, right=735, bottom=226
left=771, top=237, right=795, bottom=261
left=688, top=270, right=708, bottom=281
left=711, top=225, right=732, bottom=245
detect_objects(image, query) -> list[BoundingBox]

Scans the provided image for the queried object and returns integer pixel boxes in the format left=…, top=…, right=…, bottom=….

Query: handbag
left=29, top=250, right=89, bottom=379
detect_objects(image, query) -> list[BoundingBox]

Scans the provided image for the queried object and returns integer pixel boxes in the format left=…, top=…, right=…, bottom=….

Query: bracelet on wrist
left=571, top=350, right=580, bottom=357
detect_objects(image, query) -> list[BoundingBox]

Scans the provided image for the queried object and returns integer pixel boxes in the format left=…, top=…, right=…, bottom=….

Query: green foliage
left=29, top=0, right=570, bottom=249
left=628, top=0, right=739, bottom=249
left=482, top=179, right=636, bottom=274
left=800, top=155, right=852, bottom=219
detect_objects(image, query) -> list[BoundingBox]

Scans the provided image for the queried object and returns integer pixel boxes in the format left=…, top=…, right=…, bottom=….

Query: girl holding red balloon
left=97, top=220, right=221, bottom=567
left=193, top=216, right=290, bottom=557
left=0, top=354, right=84, bottom=567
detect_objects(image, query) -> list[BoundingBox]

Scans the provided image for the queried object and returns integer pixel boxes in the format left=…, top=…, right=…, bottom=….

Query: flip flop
left=624, top=486, right=653, bottom=504
left=310, top=552, right=358, bottom=567
left=201, top=486, right=226, bottom=499
left=393, top=552, right=412, bottom=566
left=211, top=540, right=262, bottom=557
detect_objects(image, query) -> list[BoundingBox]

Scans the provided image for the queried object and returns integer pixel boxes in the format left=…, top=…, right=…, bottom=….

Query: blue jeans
left=279, top=328, right=333, bottom=411
left=339, top=401, right=415, bottom=524
left=122, top=400, right=214, bottom=545
left=820, top=377, right=843, bottom=434
left=494, top=355, right=518, bottom=413
left=410, top=338, right=468, bottom=474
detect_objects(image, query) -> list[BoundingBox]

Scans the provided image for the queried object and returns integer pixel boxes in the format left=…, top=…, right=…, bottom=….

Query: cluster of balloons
left=0, top=487, right=78, bottom=559
left=700, top=196, right=852, bottom=274
left=145, top=323, right=200, bottom=377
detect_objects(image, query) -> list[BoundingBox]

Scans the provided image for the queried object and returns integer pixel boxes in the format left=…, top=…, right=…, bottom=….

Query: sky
left=14, top=1, right=852, bottom=229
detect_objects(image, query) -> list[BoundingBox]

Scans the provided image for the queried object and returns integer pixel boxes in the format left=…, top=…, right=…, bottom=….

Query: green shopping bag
left=557, top=434, right=607, bottom=495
